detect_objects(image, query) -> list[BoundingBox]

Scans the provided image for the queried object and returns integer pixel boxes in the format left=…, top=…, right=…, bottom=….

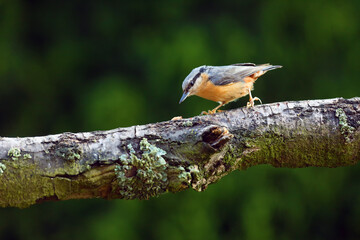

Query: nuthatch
left=179, top=63, right=282, bottom=114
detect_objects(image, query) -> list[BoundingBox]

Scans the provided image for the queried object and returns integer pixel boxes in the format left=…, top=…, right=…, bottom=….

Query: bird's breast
left=195, top=80, right=254, bottom=103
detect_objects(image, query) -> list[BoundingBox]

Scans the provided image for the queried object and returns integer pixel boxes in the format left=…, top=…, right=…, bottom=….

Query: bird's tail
left=262, top=65, right=282, bottom=72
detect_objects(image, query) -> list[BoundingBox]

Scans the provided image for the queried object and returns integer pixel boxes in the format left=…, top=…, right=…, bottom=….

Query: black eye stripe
left=191, top=73, right=201, bottom=85
left=190, top=67, right=205, bottom=85
left=185, top=67, right=206, bottom=92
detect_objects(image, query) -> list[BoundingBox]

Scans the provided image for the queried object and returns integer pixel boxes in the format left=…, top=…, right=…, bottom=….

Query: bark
left=0, top=97, right=359, bottom=208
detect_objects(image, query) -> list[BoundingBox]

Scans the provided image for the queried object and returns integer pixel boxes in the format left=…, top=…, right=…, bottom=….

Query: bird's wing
left=231, top=63, right=256, bottom=67
left=208, top=64, right=270, bottom=86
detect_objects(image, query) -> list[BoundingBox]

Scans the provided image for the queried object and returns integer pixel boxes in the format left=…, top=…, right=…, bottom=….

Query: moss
left=8, top=147, right=21, bottom=160
left=223, top=145, right=240, bottom=166
left=239, top=134, right=287, bottom=169
left=0, top=152, right=98, bottom=208
left=335, top=108, right=355, bottom=143
left=114, top=138, right=168, bottom=199
left=237, top=127, right=358, bottom=170
left=216, top=122, right=360, bottom=172
left=0, top=162, right=6, bottom=175
left=174, top=141, right=216, bottom=163
left=0, top=160, right=55, bottom=208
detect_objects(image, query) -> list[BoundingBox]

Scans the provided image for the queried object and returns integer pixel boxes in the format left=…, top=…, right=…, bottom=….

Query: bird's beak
left=179, top=92, right=189, bottom=104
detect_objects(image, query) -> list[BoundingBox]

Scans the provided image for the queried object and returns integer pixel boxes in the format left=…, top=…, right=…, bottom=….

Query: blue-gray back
left=205, top=63, right=274, bottom=86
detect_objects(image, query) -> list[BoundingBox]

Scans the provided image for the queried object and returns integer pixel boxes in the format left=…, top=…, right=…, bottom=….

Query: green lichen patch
left=182, top=120, right=193, bottom=127
left=23, top=154, right=32, bottom=160
left=55, top=143, right=83, bottom=161
left=187, top=165, right=205, bottom=192
left=115, top=138, right=168, bottom=200
left=7, top=148, right=33, bottom=161
left=335, top=108, right=355, bottom=143
left=167, top=166, right=191, bottom=192
left=167, top=164, right=204, bottom=192
left=8, top=147, right=21, bottom=160
left=0, top=162, right=6, bottom=175
left=177, top=166, right=191, bottom=181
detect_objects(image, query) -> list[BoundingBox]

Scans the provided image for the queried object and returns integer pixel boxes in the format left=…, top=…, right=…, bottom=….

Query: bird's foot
left=201, top=110, right=214, bottom=115
left=201, top=109, right=223, bottom=115
left=247, top=97, right=262, bottom=108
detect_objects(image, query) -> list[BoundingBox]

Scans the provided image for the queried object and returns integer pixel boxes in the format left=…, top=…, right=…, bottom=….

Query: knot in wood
left=201, top=126, right=233, bottom=150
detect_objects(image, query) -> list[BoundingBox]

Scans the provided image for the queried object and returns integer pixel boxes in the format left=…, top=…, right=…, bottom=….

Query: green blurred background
left=0, top=0, right=360, bottom=239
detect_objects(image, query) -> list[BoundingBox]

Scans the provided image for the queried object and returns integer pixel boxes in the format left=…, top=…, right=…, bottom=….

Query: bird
left=179, top=63, right=282, bottom=114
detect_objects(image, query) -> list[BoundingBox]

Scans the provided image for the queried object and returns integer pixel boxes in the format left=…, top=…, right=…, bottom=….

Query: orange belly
left=196, top=80, right=254, bottom=103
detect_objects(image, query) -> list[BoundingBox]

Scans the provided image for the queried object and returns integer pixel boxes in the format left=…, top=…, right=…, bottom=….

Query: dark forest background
left=0, top=0, right=360, bottom=239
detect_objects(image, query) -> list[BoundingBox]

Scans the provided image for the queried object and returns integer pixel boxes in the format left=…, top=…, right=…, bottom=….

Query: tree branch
left=0, top=97, right=359, bottom=208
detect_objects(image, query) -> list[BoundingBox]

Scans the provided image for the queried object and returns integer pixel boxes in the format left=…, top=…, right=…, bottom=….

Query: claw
left=201, top=102, right=226, bottom=115
left=201, top=111, right=209, bottom=115
left=247, top=88, right=262, bottom=108
left=247, top=97, right=262, bottom=108
left=201, top=109, right=217, bottom=115
left=253, top=97, right=262, bottom=104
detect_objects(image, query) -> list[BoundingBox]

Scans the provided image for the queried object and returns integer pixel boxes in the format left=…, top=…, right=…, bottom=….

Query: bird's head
left=179, top=65, right=207, bottom=104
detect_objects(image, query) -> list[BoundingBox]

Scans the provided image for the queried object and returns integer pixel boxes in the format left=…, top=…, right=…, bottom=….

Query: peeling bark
left=0, top=97, right=359, bottom=208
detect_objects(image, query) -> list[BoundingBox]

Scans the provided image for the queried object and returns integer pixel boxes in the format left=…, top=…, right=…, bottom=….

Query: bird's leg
left=246, top=88, right=262, bottom=108
left=211, top=103, right=225, bottom=114
left=201, top=102, right=225, bottom=115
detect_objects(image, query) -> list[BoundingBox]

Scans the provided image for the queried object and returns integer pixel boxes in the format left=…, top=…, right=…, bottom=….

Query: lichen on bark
left=335, top=108, right=355, bottom=143
left=114, top=138, right=168, bottom=199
